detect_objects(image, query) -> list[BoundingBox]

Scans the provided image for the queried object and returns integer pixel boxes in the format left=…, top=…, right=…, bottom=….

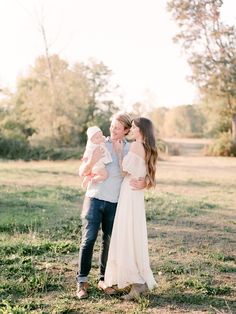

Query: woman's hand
left=112, top=139, right=124, bottom=155
left=113, top=140, right=124, bottom=173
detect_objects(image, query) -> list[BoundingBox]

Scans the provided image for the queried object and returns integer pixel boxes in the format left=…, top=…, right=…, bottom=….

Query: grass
left=0, top=156, right=235, bottom=313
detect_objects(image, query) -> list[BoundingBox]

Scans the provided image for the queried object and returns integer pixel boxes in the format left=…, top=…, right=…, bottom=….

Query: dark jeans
left=76, top=197, right=117, bottom=283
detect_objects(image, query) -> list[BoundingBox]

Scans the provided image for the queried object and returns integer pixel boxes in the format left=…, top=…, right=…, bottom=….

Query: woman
left=104, top=117, right=158, bottom=300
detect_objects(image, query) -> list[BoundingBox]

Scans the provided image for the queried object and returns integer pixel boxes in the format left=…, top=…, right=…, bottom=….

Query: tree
left=74, top=59, right=119, bottom=143
left=0, top=85, right=35, bottom=141
left=162, top=105, right=205, bottom=138
left=13, top=55, right=72, bottom=146
left=150, top=107, right=169, bottom=137
left=130, top=102, right=148, bottom=117
left=10, top=55, right=118, bottom=147
left=167, top=0, right=236, bottom=144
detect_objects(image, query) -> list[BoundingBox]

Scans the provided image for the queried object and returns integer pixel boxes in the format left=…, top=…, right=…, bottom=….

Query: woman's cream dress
left=104, top=151, right=157, bottom=290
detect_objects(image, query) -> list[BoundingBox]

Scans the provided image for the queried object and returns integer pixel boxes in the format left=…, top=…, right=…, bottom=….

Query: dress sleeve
left=122, top=152, right=146, bottom=177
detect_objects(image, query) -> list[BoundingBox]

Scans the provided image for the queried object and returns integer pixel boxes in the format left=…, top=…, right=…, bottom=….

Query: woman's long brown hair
left=133, top=117, right=158, bottom=188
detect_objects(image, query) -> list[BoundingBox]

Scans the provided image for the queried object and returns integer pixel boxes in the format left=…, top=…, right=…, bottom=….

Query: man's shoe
left=98, top=280, right=117, bottom=295
left=76, top=282, right=89, bottom=299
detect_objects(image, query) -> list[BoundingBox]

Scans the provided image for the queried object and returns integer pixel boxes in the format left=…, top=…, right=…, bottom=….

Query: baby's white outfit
left=83, top=140, right=112, bottom=172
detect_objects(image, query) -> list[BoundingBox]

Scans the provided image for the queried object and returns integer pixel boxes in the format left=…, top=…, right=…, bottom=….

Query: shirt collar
left=106, top=136, right=127, bottom=144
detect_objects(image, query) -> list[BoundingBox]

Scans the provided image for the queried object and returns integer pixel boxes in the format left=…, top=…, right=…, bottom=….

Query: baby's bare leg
left=81, top=174, right=94, bottom=189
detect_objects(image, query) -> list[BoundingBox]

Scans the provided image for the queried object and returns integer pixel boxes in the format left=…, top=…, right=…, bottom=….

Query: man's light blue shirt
left=85, top=138, right=130, bottom=203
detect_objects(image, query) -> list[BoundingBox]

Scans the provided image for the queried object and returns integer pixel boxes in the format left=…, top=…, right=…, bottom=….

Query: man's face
left=109, top=118, right=127, bottom=140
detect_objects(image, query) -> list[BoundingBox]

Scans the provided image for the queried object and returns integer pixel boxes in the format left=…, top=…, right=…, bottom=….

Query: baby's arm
left=81, top=173, right=95, bottom=189
left=79, top=146, right=104, bottom=177
left=90, top=167, right=108, bottom=183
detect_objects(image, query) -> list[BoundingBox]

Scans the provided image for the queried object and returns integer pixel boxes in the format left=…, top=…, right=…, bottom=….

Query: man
left=76, top=112, right=146, bottom=299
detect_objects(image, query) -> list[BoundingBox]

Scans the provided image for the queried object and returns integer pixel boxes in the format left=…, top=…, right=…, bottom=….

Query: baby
left=81, top=126, right=112, bottom=188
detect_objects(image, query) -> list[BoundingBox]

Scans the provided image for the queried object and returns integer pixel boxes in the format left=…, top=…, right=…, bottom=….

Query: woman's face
left=109, top=118, right=127, bottom=140
left=130, top=122, right=142, bottom=141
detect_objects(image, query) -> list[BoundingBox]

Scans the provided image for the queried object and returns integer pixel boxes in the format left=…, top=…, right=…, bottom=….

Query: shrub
left=166, top=143, right=181, bottom=156
left=0, top=136, right=83, bottom=160
left=0, top=136, right=30, bottom=159
left=206, top=132, right=236, bottom=156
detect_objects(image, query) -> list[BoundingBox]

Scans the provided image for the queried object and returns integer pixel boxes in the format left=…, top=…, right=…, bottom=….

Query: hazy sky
left=0, top=0, right=235, bottom=108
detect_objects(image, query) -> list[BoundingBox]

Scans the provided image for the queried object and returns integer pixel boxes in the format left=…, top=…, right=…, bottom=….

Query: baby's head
left=87, top=126, right=104, bottom=144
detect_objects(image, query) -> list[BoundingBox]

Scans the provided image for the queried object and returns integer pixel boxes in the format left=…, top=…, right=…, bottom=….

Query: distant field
left=164, top=138, right=212, bottom=144
left=163, top=138, right=213, bottom=156
left=0, top=156, right=235, bottom=314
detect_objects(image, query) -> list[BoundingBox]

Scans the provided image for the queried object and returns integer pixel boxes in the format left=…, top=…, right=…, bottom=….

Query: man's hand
left=129, top=177, right=147, bottom=190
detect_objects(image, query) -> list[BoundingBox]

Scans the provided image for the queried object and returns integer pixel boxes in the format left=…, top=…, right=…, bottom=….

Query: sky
left=0, top=0, right=235, bottom=108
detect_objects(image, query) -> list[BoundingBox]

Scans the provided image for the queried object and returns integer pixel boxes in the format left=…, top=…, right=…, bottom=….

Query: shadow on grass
left=62, top=289, right=236, bottom=313
left=158, top=178, right=236, bottom=190
left=148, top=292, right=236, bottom=313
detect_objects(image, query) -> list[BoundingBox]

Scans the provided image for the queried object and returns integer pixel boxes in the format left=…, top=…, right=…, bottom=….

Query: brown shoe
left=121, top=283, right=148, bottom=301
left=76, top=282, right=89, bottom=299
left=98, top=280, right=117, bottom=295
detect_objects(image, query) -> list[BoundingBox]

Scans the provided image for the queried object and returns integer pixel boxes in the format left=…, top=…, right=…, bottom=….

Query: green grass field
left=0, top=157, right=235, bottom=314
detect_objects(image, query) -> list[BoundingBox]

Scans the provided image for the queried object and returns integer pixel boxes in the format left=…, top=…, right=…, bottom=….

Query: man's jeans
left=76, top=197, right=117, bottom=283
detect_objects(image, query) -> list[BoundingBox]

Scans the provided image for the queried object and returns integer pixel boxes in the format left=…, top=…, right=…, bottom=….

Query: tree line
left=0, top=52, right=235, bottom=159
left=0, top=0, right=236, bottom=158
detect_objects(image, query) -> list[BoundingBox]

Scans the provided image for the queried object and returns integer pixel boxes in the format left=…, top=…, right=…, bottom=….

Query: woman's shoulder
left=130, top=141, right=145, bottom=159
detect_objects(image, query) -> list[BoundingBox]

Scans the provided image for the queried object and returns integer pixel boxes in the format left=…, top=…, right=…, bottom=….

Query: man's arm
left=129, top=177, right=147, bottom=190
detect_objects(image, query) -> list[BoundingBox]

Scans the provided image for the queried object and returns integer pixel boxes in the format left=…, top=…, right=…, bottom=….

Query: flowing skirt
left=104, top=176, right=157, bottom=290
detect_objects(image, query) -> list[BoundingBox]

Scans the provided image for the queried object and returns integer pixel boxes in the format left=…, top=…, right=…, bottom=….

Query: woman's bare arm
left=129, top=141, right=147, bottom=190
